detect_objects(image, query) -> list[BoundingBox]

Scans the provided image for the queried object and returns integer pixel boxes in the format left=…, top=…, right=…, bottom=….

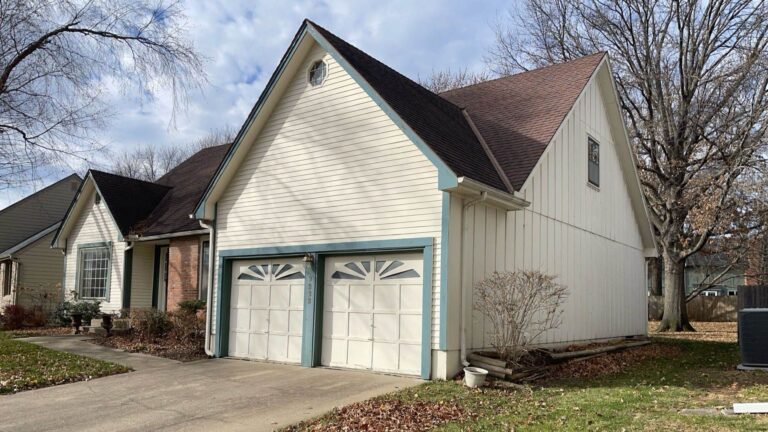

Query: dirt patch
left=93, top=335, right=207, bottom=362
left=285, top=398, right=473, bottom=432
left=546, top=342, right=682, bottom=381
left=8, top=327, right=74, bottom=338
left=648, top=321, right=737, bottom=343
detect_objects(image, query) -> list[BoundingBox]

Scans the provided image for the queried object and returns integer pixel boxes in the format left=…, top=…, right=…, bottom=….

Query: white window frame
left=308, top=59, right=328, bottom=87
left=76, top=242, right=112, bottom=301
left=588, top=135, right=600, bottom=188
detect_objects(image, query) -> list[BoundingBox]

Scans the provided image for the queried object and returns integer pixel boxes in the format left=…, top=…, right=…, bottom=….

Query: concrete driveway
left=0, top=337, right=419, bottom=432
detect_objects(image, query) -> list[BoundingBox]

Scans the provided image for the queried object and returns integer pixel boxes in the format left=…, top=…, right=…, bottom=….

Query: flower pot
left=71, top=313, right=83, bottom=334
left=463, top=367, right=488, bottom=388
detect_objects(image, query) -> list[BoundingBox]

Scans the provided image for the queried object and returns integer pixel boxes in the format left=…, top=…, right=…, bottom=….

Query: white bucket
left=463, top=367, right=488, bottom=388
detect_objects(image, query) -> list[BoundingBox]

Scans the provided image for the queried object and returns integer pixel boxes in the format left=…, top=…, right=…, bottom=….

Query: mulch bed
left=93, top=335, right=208, bottom=362
left=285, top=398, right=473, bottom=432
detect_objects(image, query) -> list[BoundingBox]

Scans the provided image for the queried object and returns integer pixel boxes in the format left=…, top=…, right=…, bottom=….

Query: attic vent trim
left=308, top=60, right=327, bottom=87
left=94, top=192, right=101, bottom=205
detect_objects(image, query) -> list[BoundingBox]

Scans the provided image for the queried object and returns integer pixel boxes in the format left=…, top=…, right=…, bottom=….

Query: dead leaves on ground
left=286, top=398, right=472, bottom=432
left=547, top=342, right=682, bottom=381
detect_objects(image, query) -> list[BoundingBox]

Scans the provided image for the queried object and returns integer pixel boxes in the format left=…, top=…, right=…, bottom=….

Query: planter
left=70, top=313, right=83, bottom=334
left=101, top=313, right=113, bottom=336
left=463, top=367, right=488, bottom=388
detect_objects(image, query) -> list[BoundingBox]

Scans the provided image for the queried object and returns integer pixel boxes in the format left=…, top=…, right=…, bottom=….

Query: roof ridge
left=440, top=52, right=607, bottom=95
left=89, top=169, right=171, bottom=189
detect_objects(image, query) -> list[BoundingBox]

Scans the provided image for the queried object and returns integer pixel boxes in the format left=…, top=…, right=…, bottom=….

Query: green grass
left=0, top=332, right=130, bottom=394
left=295, top=339, right=768, bottom=431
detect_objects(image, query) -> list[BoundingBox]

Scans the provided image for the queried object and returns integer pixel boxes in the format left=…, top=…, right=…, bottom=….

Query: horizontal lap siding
left=64, top=188, right=124, bottom=312
left=14, top=233, right=63, bottom=307
left=464, top=75, right=646, bottom=349
left=213, top=43, right=443, bottom=346
left=130, top=242, right=155, bottom=309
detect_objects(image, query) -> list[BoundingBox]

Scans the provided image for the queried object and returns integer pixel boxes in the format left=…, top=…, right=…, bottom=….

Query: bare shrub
left=474, top=270, right=568, bottom=365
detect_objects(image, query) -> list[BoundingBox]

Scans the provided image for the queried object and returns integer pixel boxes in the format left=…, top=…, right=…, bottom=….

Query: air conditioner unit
left=739, top=309, right=768, bottom=368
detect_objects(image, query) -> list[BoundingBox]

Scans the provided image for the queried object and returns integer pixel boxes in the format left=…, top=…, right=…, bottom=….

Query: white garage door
left=229, top=258, right=305, bottom=363
left=322, top=253, right=423, bottom=376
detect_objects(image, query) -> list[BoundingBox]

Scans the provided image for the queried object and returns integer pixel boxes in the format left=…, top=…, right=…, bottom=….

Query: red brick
left=166, top=236, right=201, bottom=311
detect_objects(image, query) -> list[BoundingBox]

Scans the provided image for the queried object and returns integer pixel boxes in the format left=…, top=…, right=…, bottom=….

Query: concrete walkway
left=21, top=335, right=180, bottom=370
left=0, top=337, right=420, bottom=432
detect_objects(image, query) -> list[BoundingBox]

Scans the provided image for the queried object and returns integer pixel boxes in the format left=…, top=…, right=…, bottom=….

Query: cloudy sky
left=2, top=0, right=515, bottom=208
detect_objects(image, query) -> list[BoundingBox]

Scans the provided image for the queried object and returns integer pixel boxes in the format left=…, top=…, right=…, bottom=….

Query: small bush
left=52, top=301, right=102, bottom=326
left=131, top=309, right=173, bottom=341
left=177, top=299, right=206, bottom=315
left=1, top=305, right=29, bottom=330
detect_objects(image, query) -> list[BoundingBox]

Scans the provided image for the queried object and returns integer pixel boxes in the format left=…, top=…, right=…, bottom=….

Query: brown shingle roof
left=440, top=53, right=606, bottom=190
left=136, top=144, right=231, bottom=236
left=89, top=170, right=171, bottom=235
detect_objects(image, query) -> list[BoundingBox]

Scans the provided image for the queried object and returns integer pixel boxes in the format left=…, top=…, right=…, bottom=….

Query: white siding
left=462, top=72, right=647, bottom=349
left=63, top=188, right=125, bottom=312
left=213, top=43, right=443, bottom=346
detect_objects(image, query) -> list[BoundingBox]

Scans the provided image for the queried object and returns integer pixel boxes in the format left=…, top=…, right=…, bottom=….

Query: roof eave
left=446, top=176, right=530, bottom=211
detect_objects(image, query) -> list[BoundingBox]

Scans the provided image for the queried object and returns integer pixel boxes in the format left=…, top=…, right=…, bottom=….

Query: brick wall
left=166, top=236, right=200, bottom=311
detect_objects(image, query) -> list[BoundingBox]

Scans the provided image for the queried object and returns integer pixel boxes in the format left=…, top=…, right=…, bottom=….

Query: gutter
left=198, top=218, right=215, bottom=357
left=446, top=177, right=530, bottom=211
left=126, top=229, right=209, bottom=242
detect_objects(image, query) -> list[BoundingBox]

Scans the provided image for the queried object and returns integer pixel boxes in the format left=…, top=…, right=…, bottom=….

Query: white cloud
left=2, top=0, right=511, bottom=208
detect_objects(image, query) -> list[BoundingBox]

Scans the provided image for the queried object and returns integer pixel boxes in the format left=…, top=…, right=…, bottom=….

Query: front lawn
left=289, top=324, right=768, bottom=431
left=0, top=333, right=130, bottom=394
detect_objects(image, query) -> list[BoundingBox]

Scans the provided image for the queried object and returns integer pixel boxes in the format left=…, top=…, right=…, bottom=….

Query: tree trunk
left=656, top=254, right=695, bottom=332
left=647, top=257, right=663, bottom=296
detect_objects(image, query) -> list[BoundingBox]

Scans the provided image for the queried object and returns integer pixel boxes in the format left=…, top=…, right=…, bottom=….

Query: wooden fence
left=648, top=295, right=738, bottom=322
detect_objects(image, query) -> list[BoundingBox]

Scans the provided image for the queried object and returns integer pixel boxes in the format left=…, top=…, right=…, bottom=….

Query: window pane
left=79, top=246, right=109, bottom=298
left=588, top=137, right=600, bottom=186
left=199, top=241, right=209, bottom=300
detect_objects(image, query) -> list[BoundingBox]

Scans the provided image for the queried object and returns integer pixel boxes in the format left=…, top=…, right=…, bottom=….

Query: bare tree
left=0, top=0, right=205, bottom=189
left=418, top=67, right=492, bottom=93
left=474, top=271, right=568, bottom=365
left=490, top=0, right=768, bottom=331
left=111, top=126, right=235, bottom=181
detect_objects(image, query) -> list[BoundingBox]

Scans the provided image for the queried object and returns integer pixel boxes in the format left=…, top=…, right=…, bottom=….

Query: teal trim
left=193, top=27, right=310, bottom=219
left=74, top=241, right=113, bottom=301
left=214, top=238, right=434, bottom=379
left=151, top=245, right=162, bottom=308
left=421, top=244, right=434, bottom=380
left=61, top=239, right=67, bottom=301
left=300, top=253, right=318, bottom=367
left=306, top=25, right=458, bottom=190
left=439, top=192, right=450, bottom=350
left=122, top=248, right=133, bottom=309
left=219, top=238, right=433, bottom=258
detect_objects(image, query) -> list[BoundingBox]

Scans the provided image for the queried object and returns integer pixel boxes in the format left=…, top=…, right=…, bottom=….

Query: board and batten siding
left=463, top=72, right=647, bottom=350
left=212, top=43, right=444, bottom=346
left=63, top=188, right=125, bottom=312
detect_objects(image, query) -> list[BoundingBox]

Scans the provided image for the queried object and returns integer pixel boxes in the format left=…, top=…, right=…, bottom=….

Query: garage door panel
left=347, top=340, right=372, bottom=368
left=373, top=284, right=398, bottom=310
left=348, top=312, right=372, bottom=339
left=373, top=313, right=397, bottom=341
left=400, top=284, right=422, bottom=310
left=229, top=257, right=304, bottom=364
left=400, top=314, right=421, bottom=342
left=322, top=253, right=423, bottom=376
left=251, top=285, right=270, bottom=307
left=231, top=308, right=251, bottom=332
left=399, top=344, right=421, bottom=374
left=250, top=309, right=268, bottom=332
left=350, top=284, right=373, bottom=310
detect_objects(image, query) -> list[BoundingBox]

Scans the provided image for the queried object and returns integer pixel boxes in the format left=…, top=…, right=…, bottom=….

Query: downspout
left=460, top=191, right=488, bottom=367
left=198, top=218, right=215, bottom=357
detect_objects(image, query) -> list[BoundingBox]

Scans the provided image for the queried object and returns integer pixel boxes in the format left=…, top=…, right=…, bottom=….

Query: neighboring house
left=51, top=145, right=230, bottom=313
left=0, top=174, right=81, bottom=310
left=684, top=252, right=746, bottom=296
left=191, top=20, right=656, bottom=380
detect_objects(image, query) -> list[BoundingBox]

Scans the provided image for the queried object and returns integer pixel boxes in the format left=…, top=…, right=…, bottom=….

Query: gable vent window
left=94, top=192, right=101, bottom=205
left=308, top=60, right=327, bottom=87
left=588, top=137, right=600, bottom=187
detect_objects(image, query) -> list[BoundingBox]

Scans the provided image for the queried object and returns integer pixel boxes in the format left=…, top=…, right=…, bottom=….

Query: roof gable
left=440, top=53, right=605, bottom=190
left=0, top=174, right=80, bottom=252
left=89, top=170, right=170, bottom=235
